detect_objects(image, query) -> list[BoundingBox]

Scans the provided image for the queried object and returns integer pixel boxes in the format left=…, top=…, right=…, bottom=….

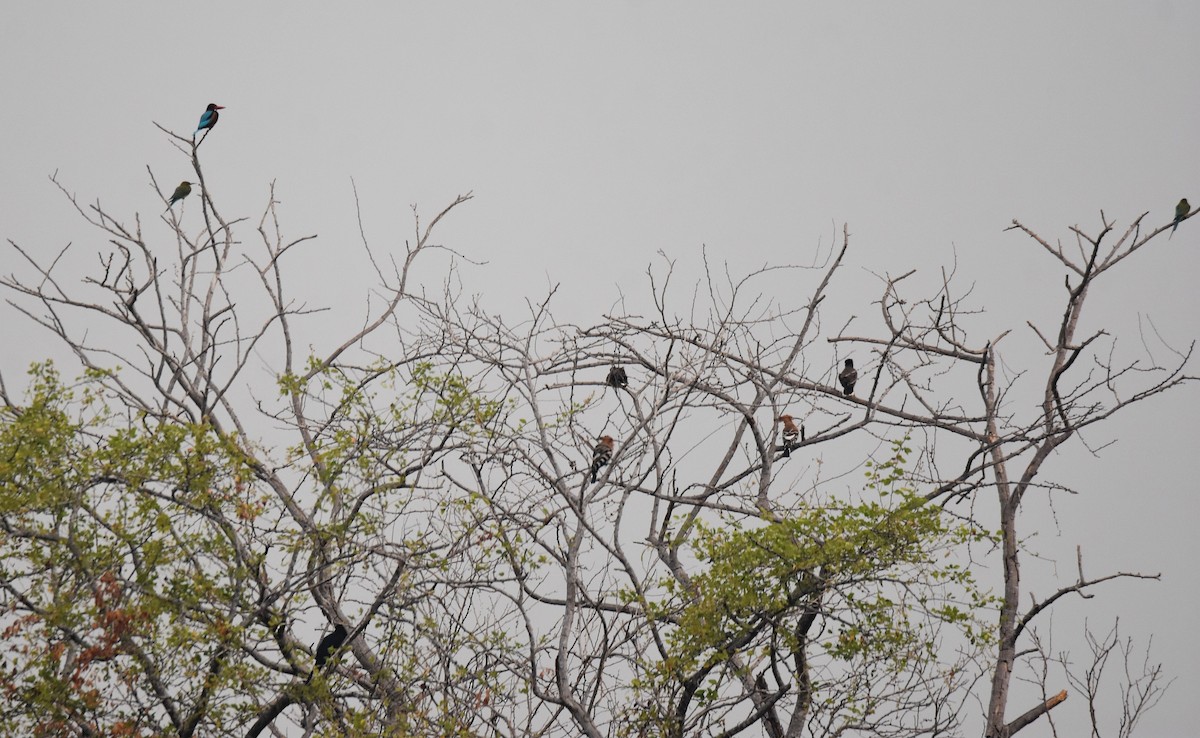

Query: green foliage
left=0, top=358, right=517, bottom=735
left=649, top=437, right=995, bottom=712
left=0, top=365, right=267, bottom=736
left=0, top=361, right=1000, bottom=737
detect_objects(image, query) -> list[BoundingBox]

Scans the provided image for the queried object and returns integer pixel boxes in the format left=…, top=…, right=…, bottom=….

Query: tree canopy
left=0, top=137, right=1190, bottom=737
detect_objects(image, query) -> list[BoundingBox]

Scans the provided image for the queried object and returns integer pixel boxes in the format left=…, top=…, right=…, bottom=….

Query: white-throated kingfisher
left=195, top=103, right=225, bottom=135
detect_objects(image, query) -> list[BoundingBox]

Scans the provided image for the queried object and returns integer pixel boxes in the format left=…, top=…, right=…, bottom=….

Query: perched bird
left=1171, top=198, right=1190, bottom=237
left=164, top=181, right=193, bottom=211
left=778, top=415, right=802, bottom=458
left=194, top=103, right=225, bottom=136
left=590, top=436, right=615, bottom=483
left=839, top=359, right=858, bottom=397
left=306, top=623, right=348, bottom=683
left=606, top=365, right=629, bottom=389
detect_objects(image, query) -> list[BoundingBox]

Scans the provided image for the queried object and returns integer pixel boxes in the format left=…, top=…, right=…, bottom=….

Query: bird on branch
left=164, top=181, right=193, bottom=211
left=194, top=103, right=225, bottom=137
left=778, top=415, right=803, bottom=458
left=606, top=365, right=629, bottom=389
left=306, top=623, right=348, bottom=683
left=839, top=359, right=858, bottom=397
left=590, top=436, right=614, bottom=483
left=1171, top=197, right=1190, bottom=237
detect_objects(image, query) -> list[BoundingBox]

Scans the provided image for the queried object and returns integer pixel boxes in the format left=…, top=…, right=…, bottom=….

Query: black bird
left=839, top=359, right=858, bottom=397
left=307, top=623, right=348, bottom=683
left=606, top=365, right=629, bottom=389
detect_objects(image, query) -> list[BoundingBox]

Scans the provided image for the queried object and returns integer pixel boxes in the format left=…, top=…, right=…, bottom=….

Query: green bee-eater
left=1171, top=198, right=1190, bottom=237
left=165, top=181, right=193, bottom=212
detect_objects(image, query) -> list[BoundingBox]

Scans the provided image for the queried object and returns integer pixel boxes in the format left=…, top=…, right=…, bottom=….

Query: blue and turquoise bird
left=194, top=103, right=225, bottom=136
left=1171, top=198, right=1189, bottom=237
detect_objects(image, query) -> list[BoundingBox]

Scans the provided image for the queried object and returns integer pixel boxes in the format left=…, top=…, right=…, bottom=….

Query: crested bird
left=606, top=366, right=629, bottom=389
left=194, top=103, right=225, bottom=136
left=164, top=181, right=193, bottom=211
left=839, top=359, right=858, bottom=397
left=306, top=623, right=348, bottom=683
left=590, top=436, right=614, bottom=483
left=778, top=414, right=802, bottom=458
left=1171, top=198, right=1190, bottom=237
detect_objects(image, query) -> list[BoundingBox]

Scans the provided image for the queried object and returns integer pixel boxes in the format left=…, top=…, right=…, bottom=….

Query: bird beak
left=215, top=105, right=226, bottom=109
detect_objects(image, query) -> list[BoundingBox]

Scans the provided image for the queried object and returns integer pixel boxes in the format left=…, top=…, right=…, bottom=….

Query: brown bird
left=839, top=359, right=858, bottom=397
left=606, top=365, right=629, bottom=389
left=590, top=436, right=615, bottom=483
left=778, top=415, right=803, bottom=458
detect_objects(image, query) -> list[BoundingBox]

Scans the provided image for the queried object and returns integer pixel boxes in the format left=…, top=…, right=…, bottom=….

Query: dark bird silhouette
left=590, top=436, right=614, bottom=483
left=839, top=359, right=858, bottom=397
left=778, top=415, right=801, bottom=458
left=1171, top=198, right=1190, bottom=237
left=164, top=181, right=193, bottom=211
left=306, top=623, right=348, bottom=683
left=194, top=103, right=225, bottom=136
left=606, top=365, right=629, bottom=389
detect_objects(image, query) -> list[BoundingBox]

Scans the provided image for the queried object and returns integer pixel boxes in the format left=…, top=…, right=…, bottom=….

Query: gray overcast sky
left=1, top=3, right=1197, bottom=736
